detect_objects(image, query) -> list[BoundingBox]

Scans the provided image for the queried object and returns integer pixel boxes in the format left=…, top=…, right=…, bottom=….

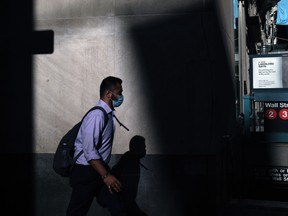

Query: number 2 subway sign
left=264, top=102, right=288, bottom=132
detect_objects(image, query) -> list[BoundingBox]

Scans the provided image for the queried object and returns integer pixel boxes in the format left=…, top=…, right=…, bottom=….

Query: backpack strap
left=93, top=106, right=109, bottom=128
left=81, top=106, right=108, bottom=125
left=73, top=106, right=109, bottom=162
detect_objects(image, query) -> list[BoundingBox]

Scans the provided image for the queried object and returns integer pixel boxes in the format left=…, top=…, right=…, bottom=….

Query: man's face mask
left=111, top=93, right=124, bottom=107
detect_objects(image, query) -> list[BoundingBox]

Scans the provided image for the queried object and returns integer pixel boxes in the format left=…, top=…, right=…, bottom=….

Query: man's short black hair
left=100, top=76, right=122, bottom=97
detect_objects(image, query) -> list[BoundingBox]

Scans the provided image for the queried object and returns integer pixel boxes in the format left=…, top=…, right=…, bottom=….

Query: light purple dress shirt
left=74, top=100, right=116, bottom=165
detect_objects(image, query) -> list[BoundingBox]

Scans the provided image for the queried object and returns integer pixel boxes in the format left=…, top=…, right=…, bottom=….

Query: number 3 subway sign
left=264, top=102, right=288, bottom=132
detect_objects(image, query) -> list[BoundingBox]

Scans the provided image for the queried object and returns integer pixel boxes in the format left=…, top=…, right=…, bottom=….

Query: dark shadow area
left=129, top=1, right=236, bottom=154
left=1, top=1, right=53, bottom=215
left=110, top=135, right=148, bottom=216
left=246, top=16, right=262, bottom=54
left=128, top=1, right=237, bottom=215
left=242, top=137, right=288, bottom=203
left=277, top=25, right=288, bottom=44
left=222, top=200, right=288, bottom=216
left=95, top=135, right=147, bottom=215
left=1, top=2, right=34, bottom=215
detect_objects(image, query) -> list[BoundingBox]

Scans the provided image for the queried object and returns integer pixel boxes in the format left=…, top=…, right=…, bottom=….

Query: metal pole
left=238, top=0, right=249, bottom=115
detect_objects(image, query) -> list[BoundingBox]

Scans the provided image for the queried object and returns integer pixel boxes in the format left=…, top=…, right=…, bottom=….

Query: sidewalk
left=221, top=199, right=288, bottom=216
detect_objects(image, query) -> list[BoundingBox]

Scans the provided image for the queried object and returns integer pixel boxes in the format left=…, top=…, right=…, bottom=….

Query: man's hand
left=103, top=174, right=122, bottom=194
left=89, top=159, right=122, bottom=194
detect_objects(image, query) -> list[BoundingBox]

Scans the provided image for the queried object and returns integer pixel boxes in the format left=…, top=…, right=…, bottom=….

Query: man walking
left=67, top=76, right=127, bottom=216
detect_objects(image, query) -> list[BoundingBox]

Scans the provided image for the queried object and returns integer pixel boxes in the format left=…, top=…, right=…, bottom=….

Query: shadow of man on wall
left=111, top=135, right=148, bottom=216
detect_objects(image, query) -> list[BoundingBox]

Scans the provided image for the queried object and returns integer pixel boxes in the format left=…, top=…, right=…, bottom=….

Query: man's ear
left=105, top=90, right=112, bottom=99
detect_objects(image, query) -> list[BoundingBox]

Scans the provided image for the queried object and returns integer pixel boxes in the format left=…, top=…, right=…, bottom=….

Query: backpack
left=52, top=106, right=108, bottom=177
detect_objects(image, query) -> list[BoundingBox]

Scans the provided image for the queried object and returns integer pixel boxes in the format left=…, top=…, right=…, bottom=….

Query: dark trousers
left=66, top=164, right=127, bottom=216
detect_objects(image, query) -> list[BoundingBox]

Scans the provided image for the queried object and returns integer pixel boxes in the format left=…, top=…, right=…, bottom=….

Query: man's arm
left=89, top=159, right=122, bottom=194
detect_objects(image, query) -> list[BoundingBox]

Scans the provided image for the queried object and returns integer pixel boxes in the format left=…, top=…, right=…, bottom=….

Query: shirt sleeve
left=81, top=110, right=106, bottom=162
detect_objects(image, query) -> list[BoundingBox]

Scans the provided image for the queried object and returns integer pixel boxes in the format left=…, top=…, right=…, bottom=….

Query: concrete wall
left=33, top=0, right=235, bottom=155
left=31, top=0, right=236, bottom=215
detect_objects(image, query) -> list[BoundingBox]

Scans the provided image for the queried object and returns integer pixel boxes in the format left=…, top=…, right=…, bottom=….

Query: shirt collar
left=97, top=99, right=114, bottom=114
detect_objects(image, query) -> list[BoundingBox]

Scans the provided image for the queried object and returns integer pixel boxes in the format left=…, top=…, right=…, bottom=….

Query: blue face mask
left=112, top=94, right=124, bottom=107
